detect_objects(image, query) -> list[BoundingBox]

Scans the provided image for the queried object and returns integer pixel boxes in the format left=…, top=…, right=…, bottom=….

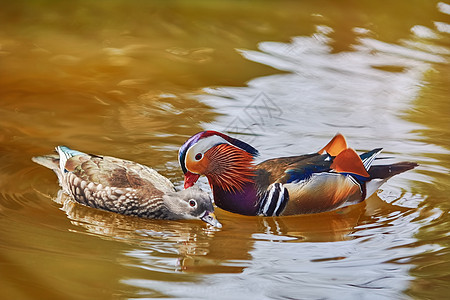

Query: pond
left=0, top=1, right=449, bottom=299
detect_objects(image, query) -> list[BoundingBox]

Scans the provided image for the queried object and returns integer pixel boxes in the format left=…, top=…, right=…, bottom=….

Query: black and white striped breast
left=257, top=183, right=289, bottom=216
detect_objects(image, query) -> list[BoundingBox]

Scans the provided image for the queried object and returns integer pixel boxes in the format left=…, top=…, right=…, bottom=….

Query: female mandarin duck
left=33, top=146, right=221, bottom=227
left=179, top=131, right=417, bottom=216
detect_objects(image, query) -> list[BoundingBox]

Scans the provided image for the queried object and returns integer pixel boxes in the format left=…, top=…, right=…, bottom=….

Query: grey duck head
left=163, top=186, right=222, bottom=228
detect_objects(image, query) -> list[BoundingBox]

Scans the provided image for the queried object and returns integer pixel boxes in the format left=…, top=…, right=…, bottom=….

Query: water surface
left=1, top=1, right=449, bottom=299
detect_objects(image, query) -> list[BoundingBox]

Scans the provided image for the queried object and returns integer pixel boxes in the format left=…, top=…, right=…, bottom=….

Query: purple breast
left=212, top=183, right=259, bottom=216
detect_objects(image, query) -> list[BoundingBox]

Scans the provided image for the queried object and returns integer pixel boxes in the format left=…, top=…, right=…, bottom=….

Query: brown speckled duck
left=33, top=146, right=221, bottom=228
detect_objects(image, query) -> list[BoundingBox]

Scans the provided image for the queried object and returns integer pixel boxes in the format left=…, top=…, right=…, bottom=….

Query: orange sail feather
left=331, top=148, right=370, bottom=178
left=318, top=133, right=348, bottom=156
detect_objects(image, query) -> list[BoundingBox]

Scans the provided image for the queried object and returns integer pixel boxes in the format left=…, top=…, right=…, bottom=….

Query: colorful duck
left=179, top=131, right=417, bottom=216
left=33, top=146, right=221, bottom=227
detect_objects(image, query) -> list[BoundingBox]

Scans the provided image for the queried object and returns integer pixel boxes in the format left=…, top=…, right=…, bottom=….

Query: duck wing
left=255, top=153, right=324, bottom=188
left=64, top=152, right=175, bottom=194
left=256, top=148, right=381, bottom=216
left=42, top=147, right=176, bottom=218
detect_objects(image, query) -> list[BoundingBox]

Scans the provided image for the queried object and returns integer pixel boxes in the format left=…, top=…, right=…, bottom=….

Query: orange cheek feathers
left=185, top=155, right=210, bottom=175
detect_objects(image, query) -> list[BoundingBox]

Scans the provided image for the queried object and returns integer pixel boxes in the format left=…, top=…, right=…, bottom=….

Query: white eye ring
left=189, top=199, right=197, bottom=207
left=195, top=153, right=203, bottom=161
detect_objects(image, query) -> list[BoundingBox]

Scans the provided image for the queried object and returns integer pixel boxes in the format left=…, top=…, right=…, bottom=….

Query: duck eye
left=195, top=153, right=203, bottom=160
left=189, top=199, right=197, bottom=207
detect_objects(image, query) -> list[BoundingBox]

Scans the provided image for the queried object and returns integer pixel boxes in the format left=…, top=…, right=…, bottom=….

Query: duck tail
left=363, top=161, right=418, bottom=200
left=32, top=153, right=64, bottom=184
left=31, top=154, right=60, bottom=170
left=368, top=162, right=418, bottom=180
left=32, top=146, right=85, bottom=185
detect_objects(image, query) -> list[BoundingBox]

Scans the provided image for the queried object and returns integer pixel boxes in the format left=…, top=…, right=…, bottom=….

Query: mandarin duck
left=178, top=131, right=418, bottom=216
left=33, top=146, right=221, bottom=227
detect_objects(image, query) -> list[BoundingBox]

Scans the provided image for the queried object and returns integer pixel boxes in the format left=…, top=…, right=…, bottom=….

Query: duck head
left=178, top=131, right=259, bottom=193
left=163, top=185, right=222, bottom=228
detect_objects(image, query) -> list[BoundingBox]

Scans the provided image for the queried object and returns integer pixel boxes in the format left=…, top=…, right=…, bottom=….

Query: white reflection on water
left=136, top=23, right=449, bottom=299
left=199, top=25, right=447, bottom=164
left=123, top=208, right=442, bottom=299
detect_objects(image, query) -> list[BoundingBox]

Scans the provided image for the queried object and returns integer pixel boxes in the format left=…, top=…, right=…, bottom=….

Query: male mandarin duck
left=178, top=131, right=418, bottom=216
left=33, top=146, right=222, bottom=227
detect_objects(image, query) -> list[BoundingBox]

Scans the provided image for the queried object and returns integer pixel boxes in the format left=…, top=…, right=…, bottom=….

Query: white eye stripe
left=186, top=135, right=229, bottom=162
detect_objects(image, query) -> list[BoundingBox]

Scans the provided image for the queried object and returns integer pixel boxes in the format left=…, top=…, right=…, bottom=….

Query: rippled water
left=1, top=1, right=449, bottom=299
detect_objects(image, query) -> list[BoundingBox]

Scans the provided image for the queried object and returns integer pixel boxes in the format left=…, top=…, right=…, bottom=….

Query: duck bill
left=200, top=211, right=222, bottom=228
left=184, top=171, right=200, bottom=189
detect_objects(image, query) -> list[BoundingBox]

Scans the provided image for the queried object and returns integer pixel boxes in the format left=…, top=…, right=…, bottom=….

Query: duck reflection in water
left=53, top=190, right=222, bottom=273
left=49, top=183, right=410, bottom=276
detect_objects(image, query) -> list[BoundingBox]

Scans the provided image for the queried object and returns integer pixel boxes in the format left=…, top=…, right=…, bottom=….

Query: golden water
left=1, top=1, right=449, bottom=299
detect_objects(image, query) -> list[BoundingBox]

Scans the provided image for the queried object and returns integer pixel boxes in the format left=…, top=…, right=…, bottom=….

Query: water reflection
left=53, top=190, right=225, bottom=273
left=1, top=0, right=449, bottom=299
left=51, top=186, right=418, bottom=279
left=201, top=25, right=445, bottom=161
left=123, top=198, right=441, bottom=299
left=186, top=8, right=449, bottom=299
